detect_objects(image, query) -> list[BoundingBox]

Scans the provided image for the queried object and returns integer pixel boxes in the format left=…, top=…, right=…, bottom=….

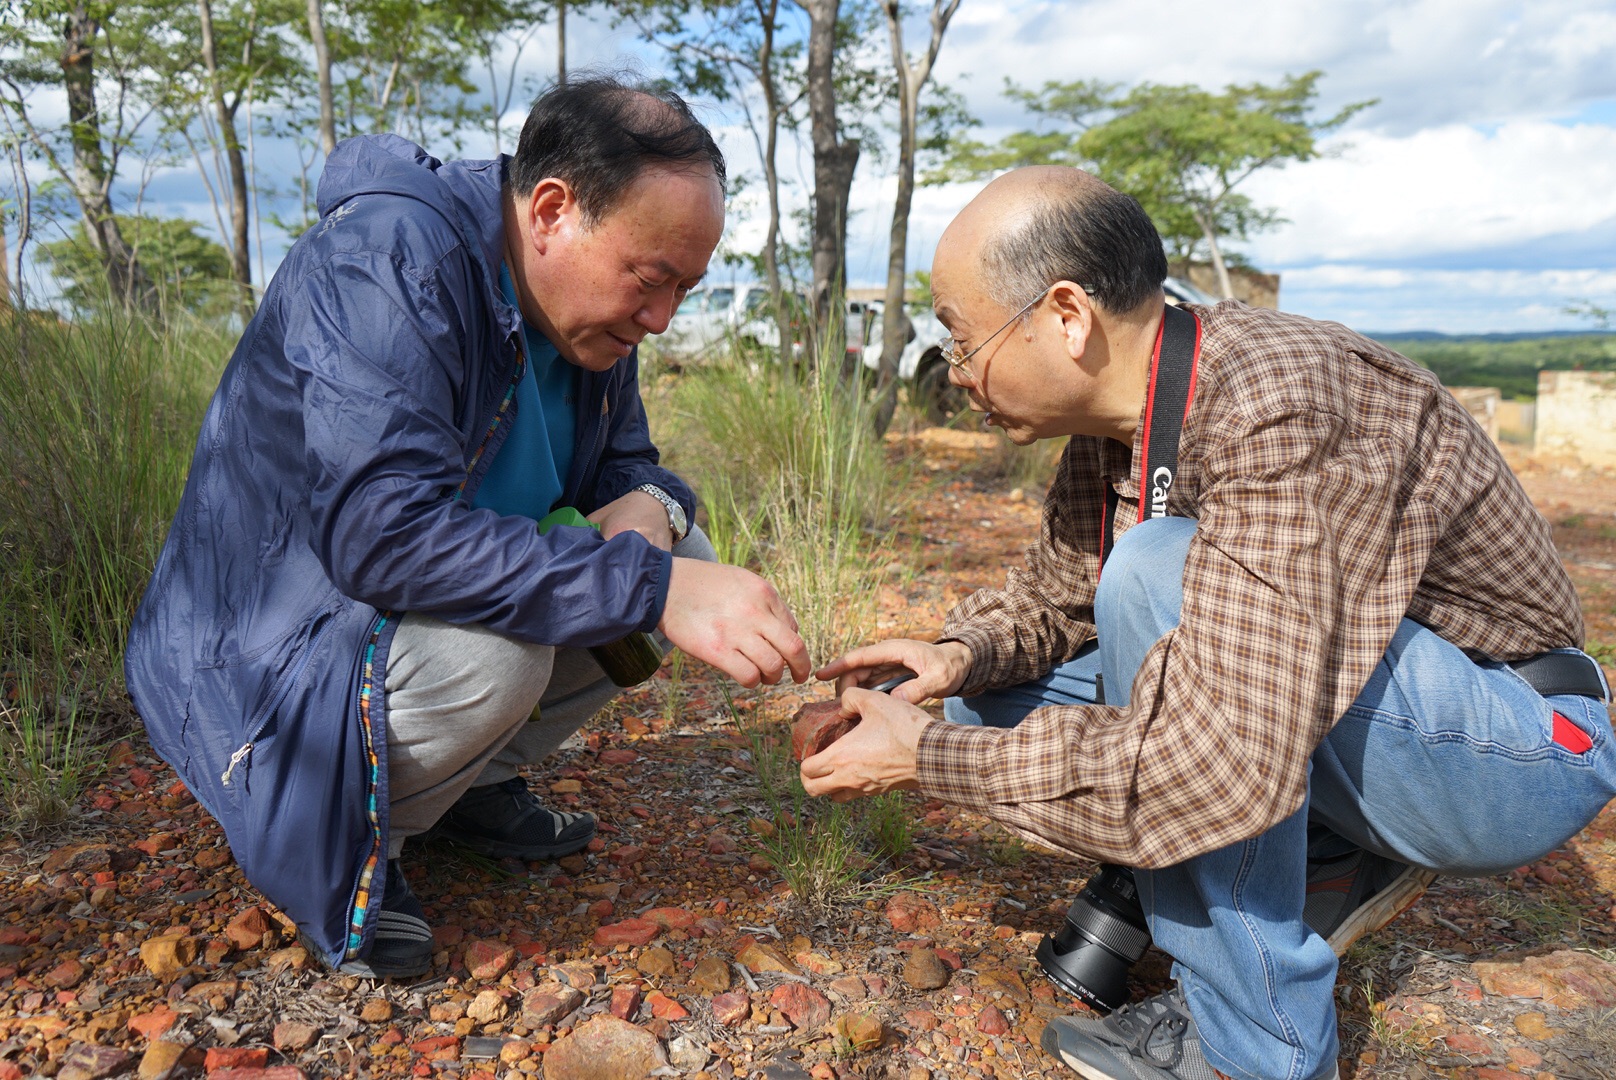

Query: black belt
left=1507, top=651, right=1609, bottom=702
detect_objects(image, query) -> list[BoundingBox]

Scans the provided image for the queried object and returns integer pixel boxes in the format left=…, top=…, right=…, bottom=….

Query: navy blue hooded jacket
left=125, top=135, right=696, bottom=967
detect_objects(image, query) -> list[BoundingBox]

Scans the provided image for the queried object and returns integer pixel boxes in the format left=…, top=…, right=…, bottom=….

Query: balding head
left=937, top=166, right=1166, bottom=317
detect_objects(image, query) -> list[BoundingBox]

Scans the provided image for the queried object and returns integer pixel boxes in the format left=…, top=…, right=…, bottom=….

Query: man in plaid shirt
left=805, top=167, right=1615, bottom=1080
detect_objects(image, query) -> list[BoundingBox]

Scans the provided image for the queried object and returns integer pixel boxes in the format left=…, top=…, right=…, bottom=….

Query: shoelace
left=1111, top=995, right=1190, bottom=1069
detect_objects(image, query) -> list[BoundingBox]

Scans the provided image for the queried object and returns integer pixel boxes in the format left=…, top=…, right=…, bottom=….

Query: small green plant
left=1586, top=640, right=1614, bottom=666
left=981, top=824, right=1031, bottom=867
left=1482, top=884, right=1586, bottom=940
left=756, top=793, right=874, bottom=916
left=1359, top=980, right=1435, bottom=1064
left=660, top=648, right=687, bottom=728
left=0, top=650, right=96, bottom=832
left=861, top=792, right=915, bottom=863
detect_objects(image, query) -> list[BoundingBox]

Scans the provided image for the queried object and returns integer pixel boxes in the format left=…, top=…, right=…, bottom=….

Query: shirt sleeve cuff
left=935, top=626, right=1000, bottom=698
left=637, top=545, right=674, bottom=635
left=915, top=719, right=1004, bottom=812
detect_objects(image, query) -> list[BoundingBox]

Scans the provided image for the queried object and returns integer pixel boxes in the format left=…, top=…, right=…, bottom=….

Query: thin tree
left=802, top=0, right=858, bottom=358
left=872, top=0, right=956, bottom=432
left=197, top=0, right=257, bottom=318
left=306, top=0, right=335, bottom=154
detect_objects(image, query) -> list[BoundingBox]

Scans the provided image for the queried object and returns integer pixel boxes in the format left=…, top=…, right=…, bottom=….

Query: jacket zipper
left=221, top=612, right=333, bottom=786
left=343, top=337, right=527, bottom=959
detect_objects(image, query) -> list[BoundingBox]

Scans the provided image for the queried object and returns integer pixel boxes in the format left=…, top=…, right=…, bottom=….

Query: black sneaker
left=432, top=776, right=596, bottom=861
left=1304, top=845, right=1436, bottom=956
left=1041, top=986, right=1340, bottom=1080
left=337, top=860, right=433, bottom=979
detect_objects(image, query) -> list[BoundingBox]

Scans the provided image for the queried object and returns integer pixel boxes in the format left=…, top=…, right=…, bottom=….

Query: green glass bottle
left=537, top=507, right=666, bottom=687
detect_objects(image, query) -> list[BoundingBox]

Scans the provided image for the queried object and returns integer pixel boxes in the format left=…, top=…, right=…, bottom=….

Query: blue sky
left=6, top=0, right=1616, bottom=333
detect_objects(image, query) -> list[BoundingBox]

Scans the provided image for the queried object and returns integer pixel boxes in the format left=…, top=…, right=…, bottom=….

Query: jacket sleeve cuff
left=637, top=544, right=674, bottom=635
left=935, top=626, right=1000, bottom=698
left=915, top=720, right=1003, bottom=812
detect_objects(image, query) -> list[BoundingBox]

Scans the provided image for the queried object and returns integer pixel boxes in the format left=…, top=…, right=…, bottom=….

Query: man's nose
left=946, top=363, right=972, bottom=390
left=637, top=289, right=678, bottom=335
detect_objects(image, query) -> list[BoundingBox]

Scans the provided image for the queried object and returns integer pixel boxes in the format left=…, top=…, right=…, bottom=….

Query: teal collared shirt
left=472, top=266, right=580, bottom=519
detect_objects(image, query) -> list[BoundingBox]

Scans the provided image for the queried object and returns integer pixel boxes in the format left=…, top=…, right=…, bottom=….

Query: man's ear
left=1048, top=280, right=1094, bottom=363
left=526, top=178, right=575, bottom=254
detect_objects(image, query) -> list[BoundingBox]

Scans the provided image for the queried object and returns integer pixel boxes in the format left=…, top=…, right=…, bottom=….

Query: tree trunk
left=873, top=0, right=958, bottom=434
left=198, top=0, right=254, bottom=319
left=1193, top=208, right=1234, bottom=299
left=60, top=6, right=150, bottom=308
left=307, top=0, right=337, bottom=155
left=557, top=0, right=567, bottom=86
left=0, top=220, right=9, bottom=310
left=752, top=0, right=792, bottom=363
left=803, top=0, right=858, bottom=366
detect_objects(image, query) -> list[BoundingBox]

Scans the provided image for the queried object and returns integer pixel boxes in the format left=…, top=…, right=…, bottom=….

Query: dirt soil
left=2, top=434, right=1614, bottom=1080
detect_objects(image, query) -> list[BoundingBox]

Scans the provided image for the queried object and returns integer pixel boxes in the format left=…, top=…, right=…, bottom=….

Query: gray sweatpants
left=382, top=526, right=717, bottom=858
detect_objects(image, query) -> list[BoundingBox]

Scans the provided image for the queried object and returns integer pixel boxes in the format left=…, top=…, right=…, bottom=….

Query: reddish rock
left=57, top=1044, right=132, bottom=1080
left=140, top=935, right=198, bottom=981
left=208, top=1070, right=307, bottom=1080
left=43, top=843, right=139, bottom=876
left=359, top=999, right=393, bottom=1023
left=902, top=948, right=949, bottom=990
left=647, top=990, right=689, bottom=1020
left=736, top=940, right=800, bottom=975
left=770, top=983, right=831, bottom=1030
left=904, top=1009, right=940, bottom=1032
left=225, top=907, right=276, bottom=951
left=791, top=700, right=855, bottom=761
left=977, top=1005, right=1011, bottom=1035
left=609, top=985, right=642, bottom=1020
left=464, top=939, right=518, bottom=980
left=194, top=847, right=233, bottom=870
left=129, top=1008, right=180, bottom=1041
left=205, top=1047, right=270, bottom=1071
left=137, top=1040, right=185, bottom=1080
left=644, top=907, right=696, bottom=930
left=834, top=1013, right=884, bottom=1052
left=521, top=985, right=584, bottom=1028
left=44, top=958, right=86, bottom=989
left=829, top=975, right=868, bottom=1001
left=272, top=1021, right=319, bottom=1051
left=597, top=749, right=638, bottom=766
left=592, top=919, right=661, bottom=948
left=710, top=990, right=751, bottom=1027
left=432, top=925, right=465, bottom=949
left=607, top=845, right=646, bottom=866
left=543, top=1015, right=667, bottom=1079
left=885, top=892, right=942, bottom=933
left=690, top=955, right=731, bottom=993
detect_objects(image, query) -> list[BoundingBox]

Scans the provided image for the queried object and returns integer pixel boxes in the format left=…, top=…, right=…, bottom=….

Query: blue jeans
left=946, top=517, right=1616, bottom=1080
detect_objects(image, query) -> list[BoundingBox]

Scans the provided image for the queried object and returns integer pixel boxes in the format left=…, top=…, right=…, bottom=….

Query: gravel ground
left=1, top=433, right=1613, bottom=1080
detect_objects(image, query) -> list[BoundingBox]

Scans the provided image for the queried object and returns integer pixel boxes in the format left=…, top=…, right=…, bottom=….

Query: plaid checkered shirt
left=918, top=302, right=1584, bottom=868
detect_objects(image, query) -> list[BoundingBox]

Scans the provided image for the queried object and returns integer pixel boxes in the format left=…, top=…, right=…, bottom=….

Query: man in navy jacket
left=126, top=78, right=808, bottom=977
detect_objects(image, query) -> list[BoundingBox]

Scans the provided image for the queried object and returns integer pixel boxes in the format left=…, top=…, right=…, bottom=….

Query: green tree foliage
left=38, top=213, right=236, bottom=316
left=928, top=72, right=1373, bottom=297
left=1563, top=299, right=1613, bottom=330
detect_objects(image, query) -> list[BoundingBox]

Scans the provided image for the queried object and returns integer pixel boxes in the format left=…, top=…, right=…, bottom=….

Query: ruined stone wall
left=1535, top=370, right=1616, bottom=470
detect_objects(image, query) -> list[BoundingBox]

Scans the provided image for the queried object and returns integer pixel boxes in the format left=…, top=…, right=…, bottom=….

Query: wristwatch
left=635, top=484, right=689, bottom=543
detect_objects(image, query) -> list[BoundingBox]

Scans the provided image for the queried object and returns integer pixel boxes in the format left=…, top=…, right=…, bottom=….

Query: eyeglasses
left=938, top=283, right=1091, bottom=382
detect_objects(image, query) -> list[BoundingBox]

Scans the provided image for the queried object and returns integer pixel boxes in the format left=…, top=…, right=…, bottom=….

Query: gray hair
left=980, top=181, right=1167, bottom=316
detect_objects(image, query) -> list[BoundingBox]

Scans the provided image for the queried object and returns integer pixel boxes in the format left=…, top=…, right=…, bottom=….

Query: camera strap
left=1100, top=302, right=1202, bottom=569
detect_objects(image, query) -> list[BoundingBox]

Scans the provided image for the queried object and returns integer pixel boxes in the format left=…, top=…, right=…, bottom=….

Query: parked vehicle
left=657, top=283, right=809, bottom=364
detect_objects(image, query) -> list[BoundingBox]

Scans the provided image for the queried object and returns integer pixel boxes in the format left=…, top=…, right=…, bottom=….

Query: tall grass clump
left=0, top=311, right=224, bottom=829
left=649, top=343, right=912, bottom=662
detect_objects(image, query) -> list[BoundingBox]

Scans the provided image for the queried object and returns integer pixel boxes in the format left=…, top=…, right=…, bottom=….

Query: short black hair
left=982, top=178, right=1167, bottom=315
left=508, top=75, right=726, bottom=223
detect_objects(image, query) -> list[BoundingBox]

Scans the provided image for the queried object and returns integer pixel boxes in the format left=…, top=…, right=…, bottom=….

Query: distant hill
left=1363, top=331, right=1616, bottom=398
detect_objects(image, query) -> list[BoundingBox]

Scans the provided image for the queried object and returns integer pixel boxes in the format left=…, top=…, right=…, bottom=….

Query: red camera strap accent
left=1099, top=304, right=1203, bottom=573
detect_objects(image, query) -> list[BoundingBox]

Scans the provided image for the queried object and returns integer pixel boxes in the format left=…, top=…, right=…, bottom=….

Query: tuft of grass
left=756, top=794, right=875, bottom=916
left=860, top=792, right=915, bottom=863
left=980, top=824, right=1031, bottom=867
left=1586, top=640, right=1614, bottom=666
left=1482, top=884, right=1587, bottom=941
left=987, top=432, right=1068, bottom=493
left=1359, top=980, right=1436, bottom=1064
left=0, top=311, right=224, bottom=831
left=647, top=345, right=913, bottom=662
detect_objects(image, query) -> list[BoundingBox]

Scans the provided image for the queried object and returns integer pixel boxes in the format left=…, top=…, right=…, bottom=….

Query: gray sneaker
left=1041, top=986, right=1341, bottom=1080
left=433, top=777, right=596, bottom=861
left=1304, top=846, right=1436, bottom=956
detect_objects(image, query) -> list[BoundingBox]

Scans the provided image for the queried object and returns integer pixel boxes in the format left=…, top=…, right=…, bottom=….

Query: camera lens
left=1034, top=864, right=1152, bottom=1014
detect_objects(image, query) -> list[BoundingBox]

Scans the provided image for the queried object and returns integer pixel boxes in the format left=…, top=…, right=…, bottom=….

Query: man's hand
left=816, top=638, right=974, bottom=704
left=800, top=688, right=933, bottom=801
left=589, top=490, right=673, bottom=551
left=660, top=558, right=811, bottom=687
